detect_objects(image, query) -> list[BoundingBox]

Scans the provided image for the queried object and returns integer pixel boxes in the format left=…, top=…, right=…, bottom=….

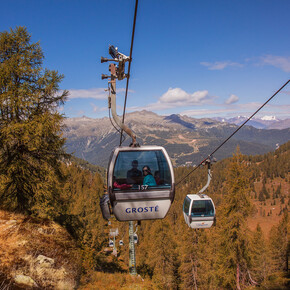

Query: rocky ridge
left=63, top=110, right=290, bottom=167
left=0, top=211, right=81, bottom=289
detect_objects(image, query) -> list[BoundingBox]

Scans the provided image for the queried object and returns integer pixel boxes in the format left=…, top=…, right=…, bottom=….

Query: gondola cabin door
left=107, top=146, right=175, bottom=221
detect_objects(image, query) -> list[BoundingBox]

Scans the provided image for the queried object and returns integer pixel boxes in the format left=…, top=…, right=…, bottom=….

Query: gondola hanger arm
left=101, top=47, right=138, bottom=146
left=198, top=157, right=216, bottom=196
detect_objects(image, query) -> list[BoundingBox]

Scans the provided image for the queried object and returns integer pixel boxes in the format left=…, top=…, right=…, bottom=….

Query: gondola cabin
left=107, top=146, right=175, bottom=221
left=134, top=233, right=138, bottom=244
left=183, top=194, right=215, bottom=229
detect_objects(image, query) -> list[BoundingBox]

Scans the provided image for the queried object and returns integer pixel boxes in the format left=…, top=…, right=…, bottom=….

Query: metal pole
left=109, top=64, right=137, bottom=145
left=129, top=221, right=137, bottom=275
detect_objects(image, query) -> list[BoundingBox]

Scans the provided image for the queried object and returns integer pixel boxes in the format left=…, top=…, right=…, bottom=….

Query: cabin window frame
left=111, top=149, right=173, bottom=192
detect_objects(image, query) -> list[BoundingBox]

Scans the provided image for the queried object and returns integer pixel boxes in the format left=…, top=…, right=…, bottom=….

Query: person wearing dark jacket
left=127, top=160, right=142, bottom=184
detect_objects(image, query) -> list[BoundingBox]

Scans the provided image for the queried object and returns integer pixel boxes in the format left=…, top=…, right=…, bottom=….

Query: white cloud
left=256, top=103, right=290, bottom=115
left=180, top=108, right=233, bottom=117
left=201, top=55, right=290, bottom=72
left=200, top=61, right=243, bottom=70
left=179, top=103, right=290, bottom=119
left=159, top=88, right=210, bottom=104
left=260, top=55, right=290, bottom=72
left=68, top=88, right=107, bottom=99
left=90, top=103, right=107, bottom=113
left=77, top=110, right=85, bottom=116
left=126, top=84, right=290, bottom=119
left=67, top=87, right=134, bottom=100
left=225, top=94, right=239, bottom=105
left=129, top=88, right=214, bottom=112
left=159, top=88, right=189, bottom=103
left=129, top=103, right=171, bottom=112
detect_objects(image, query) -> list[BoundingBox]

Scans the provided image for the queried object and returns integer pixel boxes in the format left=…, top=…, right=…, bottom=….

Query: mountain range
left=212, top=115, right=290, bottom=129
left=63, top=111, right=290, bottom=168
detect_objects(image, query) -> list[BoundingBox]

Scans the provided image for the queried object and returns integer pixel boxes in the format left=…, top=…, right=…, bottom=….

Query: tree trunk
left=190, top=254, right=198, bottom=290
left=236, top=263, right=241, bottom=290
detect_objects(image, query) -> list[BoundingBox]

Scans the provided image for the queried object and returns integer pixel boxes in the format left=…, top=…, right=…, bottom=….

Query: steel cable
left=119, top=0, right=138, bottom=146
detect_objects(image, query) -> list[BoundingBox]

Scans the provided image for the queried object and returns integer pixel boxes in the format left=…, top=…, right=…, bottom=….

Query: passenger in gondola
left=142, top=166, right=157, bottom=186
left=154, top=170, right=164, bottom=185
left=127, top=160, right=142, bottom=184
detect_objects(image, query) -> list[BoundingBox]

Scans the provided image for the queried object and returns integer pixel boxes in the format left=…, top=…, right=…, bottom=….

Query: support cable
left=176, top=79, right=290, bottom=187
left=119, top=0, right=138, bottom=146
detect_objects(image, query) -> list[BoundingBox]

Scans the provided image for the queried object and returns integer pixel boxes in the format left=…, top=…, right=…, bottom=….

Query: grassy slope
left=247, top=176, right=289, bottom=237
left=80, top=272, right=154, bottom=289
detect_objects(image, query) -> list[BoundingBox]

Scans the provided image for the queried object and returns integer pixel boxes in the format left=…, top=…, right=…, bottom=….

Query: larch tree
left=269, top=211, right=289, bottom=278
left=0, top=27, right=68, bottom=214
left=146, top=220, right=180, bottom=289
left=59, top=164, right=106, bottom=270
left=178, top=222, right=199, bottom=290
left=179, top=228, right=217, bottom=290
left=215, top=148, right=254, bottom=289
left=250, top=224, right=272, bottom=286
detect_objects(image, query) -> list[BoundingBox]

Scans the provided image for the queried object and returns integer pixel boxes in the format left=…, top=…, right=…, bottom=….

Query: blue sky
left=1, top=0, right=290, bottom=119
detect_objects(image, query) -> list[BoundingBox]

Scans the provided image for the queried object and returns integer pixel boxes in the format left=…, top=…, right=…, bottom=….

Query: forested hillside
left=1, top=143, right=289, bottom=288
left=87, top=142, right=288, bottom=289
left=55, top=142, right=288, bottom=289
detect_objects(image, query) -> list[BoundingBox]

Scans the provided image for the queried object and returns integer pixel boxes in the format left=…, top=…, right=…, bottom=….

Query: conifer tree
left=179, top=228, right=217, bottom=290
left=179, top=227, right=199, bottom=289
left=261, top=183, right=270, bottom=199
left=146, top=220, right=180, bottom=289
left=215, top=148, right=254, bottom=289
left=258, top=190, right=265, bottom=202
left=0, top=27, right=68, bottom=213
left=269, top=211, right=289, bottom=274
left=60, top=164, right=107, bottom=269
left=250, top=224, right=272, bottom=285
left=275, top=184, right=282, bottom=198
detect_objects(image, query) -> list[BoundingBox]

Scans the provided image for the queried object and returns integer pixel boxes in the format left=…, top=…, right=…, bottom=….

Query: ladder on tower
left=129, top=221, right=136, bottom=275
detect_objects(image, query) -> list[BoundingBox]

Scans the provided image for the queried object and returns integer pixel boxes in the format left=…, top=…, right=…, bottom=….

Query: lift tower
left=101, top=45, right=137, bottom=275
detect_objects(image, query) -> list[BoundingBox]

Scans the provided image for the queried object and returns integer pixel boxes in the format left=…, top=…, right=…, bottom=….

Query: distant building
left=180, top=161, right=196, bottom=167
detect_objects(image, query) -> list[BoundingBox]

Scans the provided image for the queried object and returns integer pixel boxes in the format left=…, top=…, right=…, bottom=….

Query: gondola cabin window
left=191, top=200, right=215, bottom=217
left=113, top=150, right=172, bottom=191
left=183, top=196, right=191, bottom=215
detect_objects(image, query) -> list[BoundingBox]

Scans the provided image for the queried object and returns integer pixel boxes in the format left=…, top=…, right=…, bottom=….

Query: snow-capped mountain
left=261, top=115, right=278, bottom=121
left=212, top=116, right=289, bottom=129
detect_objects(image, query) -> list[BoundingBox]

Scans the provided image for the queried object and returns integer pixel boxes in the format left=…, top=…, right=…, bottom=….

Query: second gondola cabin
left=107, top=146, right=175, bottom=221
left=183, top=194, right=216, bottom=228
left=109, top=240, right=114, bottom=247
